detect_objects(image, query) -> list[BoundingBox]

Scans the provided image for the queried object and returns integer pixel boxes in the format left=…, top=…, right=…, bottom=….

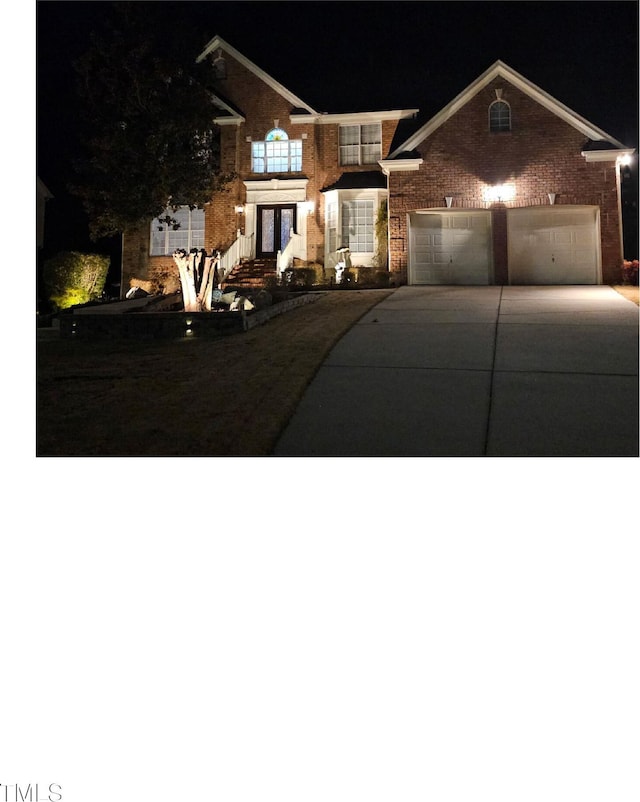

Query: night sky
left=36, top=1, right=639, bottom=261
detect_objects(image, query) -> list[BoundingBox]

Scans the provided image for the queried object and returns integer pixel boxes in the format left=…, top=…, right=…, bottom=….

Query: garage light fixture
left=618, top=154, right=633, bottom=167
left=548, top=193, right=557, bottom=205
left=445, top=196, right=453, bottom=208
left=483, top=183, right=516, bottom=203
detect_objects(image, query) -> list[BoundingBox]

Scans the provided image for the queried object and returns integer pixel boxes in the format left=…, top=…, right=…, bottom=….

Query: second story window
left=339, top=123, right=382, bottom=165
left=489, top=100, right=511, bottom=132
left=252, top=128, right=302, bottom=173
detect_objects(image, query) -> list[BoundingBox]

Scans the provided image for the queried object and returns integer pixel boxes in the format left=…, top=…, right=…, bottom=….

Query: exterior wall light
left=483, top=183, right=516, bottom=203
left=302, top=201, right=315, bottom=215
left=618, top=154, right=633, bottom=167
left=548, top=193, right=557, bottom=205
left=445, top=196, right=453, bottom=208
left=234, top=205, right=245, bottom=214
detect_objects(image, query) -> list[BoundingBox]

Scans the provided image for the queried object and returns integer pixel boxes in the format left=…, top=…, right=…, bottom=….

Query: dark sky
left=36, top=1, right=638, bottom=253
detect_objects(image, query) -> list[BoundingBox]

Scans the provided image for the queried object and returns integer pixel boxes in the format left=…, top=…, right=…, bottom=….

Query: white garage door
left=507, top=207, right=600, bottom=284
left=409, top=211, right=492, bottom=285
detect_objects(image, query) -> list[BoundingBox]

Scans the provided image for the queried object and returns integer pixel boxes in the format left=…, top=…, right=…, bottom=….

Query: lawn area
left=612, top=284, right=640, bottom=306
left=37, top=290, right=393, bottom=457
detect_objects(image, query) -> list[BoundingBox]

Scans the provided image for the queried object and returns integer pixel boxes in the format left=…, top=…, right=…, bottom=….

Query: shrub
left=284, top=267, right=316, bottom=288
left=44, top=251, right=110, bottom=310
left=373, top=200, right=389, bottom=269
left=622, top=259, right=639, bottom=285
left=263, top=275, right=282, bottom=293
left=356, top=266, right=375, bottom=284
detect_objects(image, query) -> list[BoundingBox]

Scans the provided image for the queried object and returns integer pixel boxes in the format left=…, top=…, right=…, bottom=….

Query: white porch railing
left=219, top=232, right=254, bottom=280
left=276, top=231, right=304, bottom=276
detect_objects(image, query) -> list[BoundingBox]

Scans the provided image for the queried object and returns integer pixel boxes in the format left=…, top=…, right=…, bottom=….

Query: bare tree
left=173, top=249, right=220, bottom=312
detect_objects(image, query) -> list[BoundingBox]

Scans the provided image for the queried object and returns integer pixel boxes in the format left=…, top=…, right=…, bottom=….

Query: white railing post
left=218, top=233, right=254, bottom=281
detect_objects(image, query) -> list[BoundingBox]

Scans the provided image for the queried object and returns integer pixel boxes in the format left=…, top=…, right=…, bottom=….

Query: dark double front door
left=257, top=204, right=297, bottom=258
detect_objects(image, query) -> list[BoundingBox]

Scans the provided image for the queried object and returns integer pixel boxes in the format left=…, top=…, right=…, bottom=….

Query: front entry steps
left=221, top=259, right=277, bottom=289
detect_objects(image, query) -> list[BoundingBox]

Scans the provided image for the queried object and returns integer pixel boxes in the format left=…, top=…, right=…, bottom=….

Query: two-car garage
left=408, top=206, right=601, bottom=285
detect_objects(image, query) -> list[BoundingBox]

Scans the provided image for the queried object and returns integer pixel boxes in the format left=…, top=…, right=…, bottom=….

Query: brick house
left=120, top=41, right=633, bottom=295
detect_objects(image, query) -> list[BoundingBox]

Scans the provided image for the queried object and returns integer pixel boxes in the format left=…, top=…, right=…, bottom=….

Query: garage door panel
left=410, top=212, right=492, bottom=285
left=508, top=207, right=599, bottom=285
left=552, top=230, right=572, bottom=245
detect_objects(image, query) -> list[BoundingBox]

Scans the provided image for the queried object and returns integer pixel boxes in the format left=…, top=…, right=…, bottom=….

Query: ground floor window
left=341, top=200, right=374, bottom=252
left=150, top=207, right=205, bottom=255
left=326, top=201, right=338, bottom=254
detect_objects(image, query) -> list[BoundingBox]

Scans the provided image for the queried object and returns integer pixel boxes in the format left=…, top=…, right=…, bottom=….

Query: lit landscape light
left=483, top=183, right=516, bottom=203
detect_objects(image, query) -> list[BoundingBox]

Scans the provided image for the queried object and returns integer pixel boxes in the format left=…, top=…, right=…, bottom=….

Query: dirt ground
left=37, top=290, right=393, bottom=457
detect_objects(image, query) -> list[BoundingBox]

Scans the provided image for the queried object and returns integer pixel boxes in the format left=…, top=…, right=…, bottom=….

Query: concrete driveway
left=273, top=286, right=639, bottom=457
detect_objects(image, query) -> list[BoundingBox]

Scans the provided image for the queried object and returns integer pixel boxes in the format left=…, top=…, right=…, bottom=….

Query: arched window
left=252, top=128, right=302, bottom=173
left=265, top=128, right=289, bottom=142
left=489, top=100, right=511, bottom=132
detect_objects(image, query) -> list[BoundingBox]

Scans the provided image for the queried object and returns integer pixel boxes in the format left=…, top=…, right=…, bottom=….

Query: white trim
left=211, top=93, right=245, bottom=125
left=243, top=178, right=309, bottom=205
left=389, top=60, right=629, bottom=158
left=197, top=36, right=318, bottom=116
left=379, top=159, right=423, bottom=174
left=214, top=117, right=244, bottom=127
left=293, top=109, right=419, bottom=125
left=581, top=148, right=635, bottom=163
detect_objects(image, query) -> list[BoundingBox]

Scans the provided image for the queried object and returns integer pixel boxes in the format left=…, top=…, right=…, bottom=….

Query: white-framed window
left=150, top=206, right=205, bottom=255
left=326, top=200, right=338, bottom=254
left=341, top=199, right=374, bottom=252
left=339, top=123, right=382, bottom=165
left=252, top=128, right=302, bottom=173
left=489, top=100, right=511, bottom=132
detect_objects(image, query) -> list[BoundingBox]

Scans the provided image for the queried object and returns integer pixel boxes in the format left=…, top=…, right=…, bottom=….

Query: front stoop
left=221, top=258, right=277, bottom=289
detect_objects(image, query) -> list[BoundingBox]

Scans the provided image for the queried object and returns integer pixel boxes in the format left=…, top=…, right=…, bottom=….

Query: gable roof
left=388, top=60, right=629, bottom=159
left=197, top=35, right=319, bottom=116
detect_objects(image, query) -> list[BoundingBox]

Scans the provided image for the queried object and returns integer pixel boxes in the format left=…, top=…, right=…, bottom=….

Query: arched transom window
left=252, top=128, right=302, bottom=173
left=489, top=100, right=511, bottom=132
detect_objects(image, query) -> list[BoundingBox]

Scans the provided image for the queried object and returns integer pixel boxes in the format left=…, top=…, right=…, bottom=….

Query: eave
left=292, top=109, right=420, bottom=125
left=211, top=93, right=245, bottom=126
left=581, top=148, right=635, bottom=163
left=378, top=159, right=423, bottom=175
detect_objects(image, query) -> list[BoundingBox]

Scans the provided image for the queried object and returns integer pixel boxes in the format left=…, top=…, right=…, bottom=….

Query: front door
left=257, top=205, right=297, bottom=257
